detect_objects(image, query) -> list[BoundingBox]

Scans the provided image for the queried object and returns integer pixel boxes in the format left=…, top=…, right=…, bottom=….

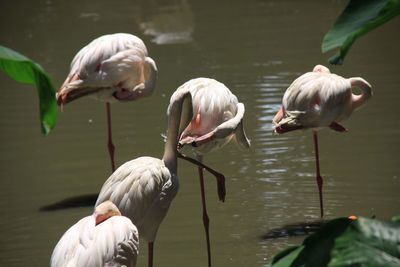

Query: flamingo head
left=312, top=64, right=331, bottom=74
left=93, top=201, right=121, bottom=226
left=56, top=76, right=105, bottom=107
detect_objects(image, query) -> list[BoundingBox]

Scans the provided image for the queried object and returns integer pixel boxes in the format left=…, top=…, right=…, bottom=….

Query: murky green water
left=1, top=0, right=399, bottom=266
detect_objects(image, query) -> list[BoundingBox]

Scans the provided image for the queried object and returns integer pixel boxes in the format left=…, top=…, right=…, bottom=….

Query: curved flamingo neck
left=143, top=57, right=157, bottom=97
left=163, top=90, right=192, bottom=173
left=350, top=77, right=372, bottom=110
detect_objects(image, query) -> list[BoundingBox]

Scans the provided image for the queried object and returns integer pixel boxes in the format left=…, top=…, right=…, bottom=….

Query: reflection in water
left=138, top=0, right=194, bottom=45
left=253, top=72, right=295, bottom=177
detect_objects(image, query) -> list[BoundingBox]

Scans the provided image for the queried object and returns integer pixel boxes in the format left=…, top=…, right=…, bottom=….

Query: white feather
left=50, top=215, right=139, bottom=267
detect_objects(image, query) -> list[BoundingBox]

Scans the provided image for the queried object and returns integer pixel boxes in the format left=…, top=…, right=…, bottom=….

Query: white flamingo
left=94, top=89, right=223, bottom=267
left=172, top=77, right=250, bottom=267
left=57, top=33, right=157, bottom=172
left=273, top=64, right=372, bottom=217
left=50, top=201, right=139, bottom=267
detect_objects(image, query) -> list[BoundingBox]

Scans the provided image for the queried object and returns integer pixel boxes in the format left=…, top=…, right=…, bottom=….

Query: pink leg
left=177, top=153, right=226, bottom=202
left=106, top=103, right=116, bottom=172
left=313, top=130, right=324, bottom=218
left=148, top=242, right=153, bottom=267
left=198, top=166, right=212, bottom=267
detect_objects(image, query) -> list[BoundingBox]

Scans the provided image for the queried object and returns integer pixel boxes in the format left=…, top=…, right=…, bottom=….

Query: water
left=1, top=0, right=399, bottom=266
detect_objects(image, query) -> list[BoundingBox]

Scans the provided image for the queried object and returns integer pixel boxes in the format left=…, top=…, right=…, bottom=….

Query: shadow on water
left=261, top=220, right=326, bottom=239
left=39, top=193, right=98, bottom=211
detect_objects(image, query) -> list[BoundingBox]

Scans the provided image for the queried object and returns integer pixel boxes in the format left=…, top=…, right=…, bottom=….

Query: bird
left=173, top=77, right=250, bottom=267
left=57, top=33, right=157, bottom=172
left=94, top=89, right=219, bottom=267
left=50, top=201, right=139, bottom=267
left=272, top=64, right=372, bottom=218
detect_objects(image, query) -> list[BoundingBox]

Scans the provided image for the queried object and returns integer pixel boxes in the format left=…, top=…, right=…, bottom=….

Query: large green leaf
left=0, top=45, right=57, bottom=135
left=267, top=216, right=400, bottom=267
left=322, top=0, right=400, bottom=65
left=329, top=217, right=400, bottom=267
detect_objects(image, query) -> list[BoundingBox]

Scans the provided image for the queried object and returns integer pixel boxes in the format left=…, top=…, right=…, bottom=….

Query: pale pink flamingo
left=172, top=77, right=250, bottom=267
left=57, top=33, right=157, bottom=172
left=94, top=89, right=225, bottom=267
left=50, top=201, right=139, bottom=267
left=273, top=64, right=372, bottom=217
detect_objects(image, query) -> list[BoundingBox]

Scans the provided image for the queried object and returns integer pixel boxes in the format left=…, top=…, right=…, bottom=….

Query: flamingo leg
left=198, top=165, right=212, bottom=267
left=177, top=153, right=225, bottom=266
left=313, top=130, right=324, bottom=218
left=177, top=153, right=226, bottom=202
left=148, top=242, right=154, bottom=267
left=106, top=102, right=116, bottom=172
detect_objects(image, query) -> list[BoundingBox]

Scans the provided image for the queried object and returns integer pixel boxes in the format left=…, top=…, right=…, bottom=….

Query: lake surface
left=0, top=0, right=399, bottom=266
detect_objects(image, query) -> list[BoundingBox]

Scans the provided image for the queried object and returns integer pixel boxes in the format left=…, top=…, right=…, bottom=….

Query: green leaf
left=266, top=216, right=400, bottom=267
left=268, top=246, right=304, bottom=267
left=322, top=0, right=400, bottom=65
left=392, top=215, right=400, bottom=223
left=0, top=45, right=57, bottom=135
left=266, top=218, right=351, bottom=267
left=329, top=217, right=400, bottom=267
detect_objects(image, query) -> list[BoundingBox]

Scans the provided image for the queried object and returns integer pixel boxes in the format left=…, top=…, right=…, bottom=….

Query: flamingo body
left=94, top=89, right=193, bottom=267
left=95, top=156, right=177, bottom=242
left=175, top=77, right=250, bottom=155
left=273, top=65, right=372, bottom=133
left=272, top=65, right=372, bottom=217
left=51, top=202, right=139, bottom=267
left=58, top=33, right=157, bottom=104
left=171, top=78, right=250, bottom=267
left=57, top=33, right=157, bottom=172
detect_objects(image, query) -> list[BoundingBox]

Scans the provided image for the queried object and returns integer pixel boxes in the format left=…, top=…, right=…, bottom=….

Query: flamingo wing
left=95, top=157, right=173, bottom=239
left=187, top=102, right=250, bottom=148
left=70, top=33, right=147, bottom=73
left=73, top=48, right=146, bottom=89
left=50, top=216, right=139, bottom=267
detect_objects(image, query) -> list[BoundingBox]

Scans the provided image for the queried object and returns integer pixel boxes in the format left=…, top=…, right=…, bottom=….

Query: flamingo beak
left=93, top=213, right=107, bottom=226
left=56, top=92, right=65, bottom=112
left=57, top=87, right=106, bottom=106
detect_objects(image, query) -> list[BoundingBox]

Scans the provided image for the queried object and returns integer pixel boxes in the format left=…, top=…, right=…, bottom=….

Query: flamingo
left=172, top=78, right=250, bottom=267
left=272, top=64, right=372, bottom=218
left=50, top=201, right=139, bottom=267
left=57, top=33, right=157, bottom=172
left=94, top=89, right=225, bottom=267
